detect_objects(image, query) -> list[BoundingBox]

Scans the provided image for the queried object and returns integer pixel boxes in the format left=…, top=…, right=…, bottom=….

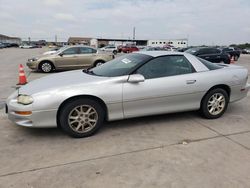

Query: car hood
left=19, top=70, right=108, bottom=95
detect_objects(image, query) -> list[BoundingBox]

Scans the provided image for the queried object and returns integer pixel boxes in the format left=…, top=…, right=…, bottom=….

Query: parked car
left=178, top=47, right=191, bottom=52
left=185, top=47, right=231, bottom=64
left=1, top=43, right=19, bottom=48
left=27, top=45, right=114, bottom=73
left=222, top=47, right=241, bottom=61
left=241, top=48, right=250, bottom=54
left=141, top=46, right=166, bottom=51
left=0, top=43, right=6, bottom=48
left=100, top=45, right=118, bottom=54
left=7, top=51, right=249, bottom=138
left=117, top=45, right=123, bottom=53
left=19, top=44, right=34, bottom=49
left=121, top=45, right=139, bottom=53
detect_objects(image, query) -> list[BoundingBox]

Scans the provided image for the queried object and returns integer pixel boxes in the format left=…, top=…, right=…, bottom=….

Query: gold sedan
left=27, top=45, right=114, bottom=73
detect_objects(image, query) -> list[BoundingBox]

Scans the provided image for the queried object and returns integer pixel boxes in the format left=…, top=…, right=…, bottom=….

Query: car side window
left=197, top=49, right=208, bottom=55
left=136, top=55, right=194, bottom=79
left=62, top=47, right=79, bottom=55
left=79, top=47, right=96, bottom=54
left=209, top=49, right=220, bottom=54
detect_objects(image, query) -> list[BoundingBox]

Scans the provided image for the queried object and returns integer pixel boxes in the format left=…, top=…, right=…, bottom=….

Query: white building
left=147, top=39, right=188, bottom=48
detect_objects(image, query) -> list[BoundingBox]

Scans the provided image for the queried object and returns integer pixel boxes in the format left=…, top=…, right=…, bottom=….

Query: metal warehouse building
left=0, top=34, right=21, bottom=44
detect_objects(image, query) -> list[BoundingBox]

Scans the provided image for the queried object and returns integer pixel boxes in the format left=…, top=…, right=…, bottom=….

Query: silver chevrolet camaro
left=6, top=51, right=250, bottom=137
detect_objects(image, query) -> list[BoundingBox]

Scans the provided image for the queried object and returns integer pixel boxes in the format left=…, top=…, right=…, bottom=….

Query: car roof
left=134, top=50, right=185, bottom=57
left=65, top=45, right=97, bottom=49
left=134, top=50, right=209, bottom=72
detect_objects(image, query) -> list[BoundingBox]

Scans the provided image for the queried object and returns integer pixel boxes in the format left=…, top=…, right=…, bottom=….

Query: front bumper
left=6, top=93, right=57, bottom=128
left=26, top=61, right=38, bottom=70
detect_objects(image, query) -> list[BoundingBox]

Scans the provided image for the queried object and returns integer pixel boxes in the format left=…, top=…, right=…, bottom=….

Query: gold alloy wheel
left=68, top=105, right=98, bottom=133
left=207, top=93, right=226, bottom=116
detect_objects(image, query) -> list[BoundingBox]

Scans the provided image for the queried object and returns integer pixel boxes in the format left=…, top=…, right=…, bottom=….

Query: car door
left=197, top=48, right=213, bottom=62
left=123, top=55, right=203, bottom=118
left=197, top=48, right=220, bottom=63
left=55, top=47, right=80, bottom=69
left=78, top=47, right=97, bottom=67
left=206, top=48, right=222, bottom=63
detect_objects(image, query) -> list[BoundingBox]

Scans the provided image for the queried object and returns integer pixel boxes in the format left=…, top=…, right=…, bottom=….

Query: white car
left=100, top=46, right=118, bottom=54
left=19, top=44, right=34, bottom=49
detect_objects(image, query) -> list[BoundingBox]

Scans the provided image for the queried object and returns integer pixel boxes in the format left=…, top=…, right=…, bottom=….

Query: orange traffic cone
left=17, top=64, right=27, bottom=85
left=230, top=56, right=235, bottom=64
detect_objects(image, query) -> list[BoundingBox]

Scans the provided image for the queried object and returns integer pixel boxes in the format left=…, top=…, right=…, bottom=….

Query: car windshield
left=185, top=48, right=199, bottom=54
left=90, top=53, right=152, bottom=77
left=56, top=46, right=69, bottom=53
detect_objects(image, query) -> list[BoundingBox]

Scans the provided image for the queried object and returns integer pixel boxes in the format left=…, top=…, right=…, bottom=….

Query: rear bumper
left=230, top=83, right=250, bottom=103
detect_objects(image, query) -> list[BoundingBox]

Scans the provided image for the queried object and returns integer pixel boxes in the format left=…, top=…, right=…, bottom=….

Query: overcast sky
left=0, top=0, right=249, bottom=45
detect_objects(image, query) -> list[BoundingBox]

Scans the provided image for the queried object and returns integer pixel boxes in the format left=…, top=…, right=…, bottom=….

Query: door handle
left=186, top=80, right=196, bottom=84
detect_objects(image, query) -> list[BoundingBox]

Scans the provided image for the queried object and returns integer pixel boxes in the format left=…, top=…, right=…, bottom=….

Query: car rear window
left=198, top=58, right=223, bottom=70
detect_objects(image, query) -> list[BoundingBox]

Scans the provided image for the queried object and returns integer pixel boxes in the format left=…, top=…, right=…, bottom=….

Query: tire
left=200, top=88, right=229, bottom=119
left=223, top=59, right=230, bottom=64
left=59, top=98, right=105, bottom=138
left=234, top=55, right=239, bottom=61
left=39, top=61, right=54, bottom=73
left=113, top=50, right=117, bottom=55
left=94, top=60, right=105, bottom=67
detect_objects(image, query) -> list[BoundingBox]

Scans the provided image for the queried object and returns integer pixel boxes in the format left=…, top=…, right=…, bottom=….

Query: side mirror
left=58, top=53, right=63, bottom=57
left=128, top=74, right=145, bottom=83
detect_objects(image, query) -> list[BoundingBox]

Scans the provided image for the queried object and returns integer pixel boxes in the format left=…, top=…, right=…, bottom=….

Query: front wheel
left=59, top=98, right=105, bottom=138
left=39, top=61, right=54, bottom=73
left=200, top=88, right=229, bottom=119
left=94, top=60, right=105, bottom=67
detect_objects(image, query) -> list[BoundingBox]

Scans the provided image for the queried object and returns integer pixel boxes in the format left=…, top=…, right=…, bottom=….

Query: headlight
left=17, top=95, right=33, bottom=105
left=28, top=57, right=38, bottom=62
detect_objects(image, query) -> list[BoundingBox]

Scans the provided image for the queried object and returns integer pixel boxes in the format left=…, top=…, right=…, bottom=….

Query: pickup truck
left=221, top=47, right=241, bottom=61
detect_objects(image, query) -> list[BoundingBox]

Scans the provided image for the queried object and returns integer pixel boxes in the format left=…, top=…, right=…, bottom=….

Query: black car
left=222, top=47, right=241, bottom=61
left=177, top=47, right=190, bottom=52
left=185, top=47, right=230, bottom=64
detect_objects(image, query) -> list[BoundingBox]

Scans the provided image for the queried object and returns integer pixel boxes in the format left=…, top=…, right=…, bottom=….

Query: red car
left=121, top=45, right=139, bottom=53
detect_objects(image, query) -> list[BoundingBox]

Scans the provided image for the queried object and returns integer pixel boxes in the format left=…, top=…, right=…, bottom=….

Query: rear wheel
left=113, top=50, right=117, bottom=55
left=59, top=98, right=105, bottom=138
left=200, top=88, right=229, bottom=119
left=234, top=55, right=239, bottom=61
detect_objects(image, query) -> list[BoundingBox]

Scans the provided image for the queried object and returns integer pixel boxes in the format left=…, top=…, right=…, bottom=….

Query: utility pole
left=133, top=27, right=136, bottom=40
left=55, top=35, right=57, bottom=44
